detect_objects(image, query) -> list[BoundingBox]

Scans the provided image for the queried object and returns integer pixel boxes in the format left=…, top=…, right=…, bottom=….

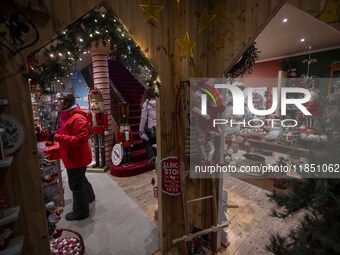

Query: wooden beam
left=172, top=222, right=229, bottom=244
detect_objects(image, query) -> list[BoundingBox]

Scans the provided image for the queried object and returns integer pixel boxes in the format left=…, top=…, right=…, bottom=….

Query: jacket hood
left=59, top=105, right=87, bottom=119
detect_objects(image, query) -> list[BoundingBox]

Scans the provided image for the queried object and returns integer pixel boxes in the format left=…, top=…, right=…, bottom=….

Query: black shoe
left=148, top=156, right=156, bottom=165
left=65, top=212, right=89, bottom=221
left=88, top=196, right=95, bottom=203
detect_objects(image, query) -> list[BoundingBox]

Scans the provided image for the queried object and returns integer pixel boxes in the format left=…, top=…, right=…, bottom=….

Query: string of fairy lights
left=27, top=5, right=160, bottom=93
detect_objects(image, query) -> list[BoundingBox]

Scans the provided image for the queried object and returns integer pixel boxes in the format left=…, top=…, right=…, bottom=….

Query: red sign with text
left=161, top=156, right=181, bottom=196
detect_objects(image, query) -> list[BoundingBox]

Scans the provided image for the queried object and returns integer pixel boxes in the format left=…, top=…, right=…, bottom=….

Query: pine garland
left=26, top=4, right=159, bottom=92
left=225, top=43, right=260, bottom=78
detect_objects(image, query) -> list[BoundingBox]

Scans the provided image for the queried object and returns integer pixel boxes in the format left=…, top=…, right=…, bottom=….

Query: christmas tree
left=267, top=92, right=340, bottom=254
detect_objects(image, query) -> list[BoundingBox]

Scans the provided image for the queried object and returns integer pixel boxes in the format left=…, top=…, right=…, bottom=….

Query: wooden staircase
left=108, top=60, right=155, bottom=177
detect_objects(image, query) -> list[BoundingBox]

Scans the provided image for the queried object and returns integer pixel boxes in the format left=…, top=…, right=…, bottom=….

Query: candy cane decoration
left=92, top=52, right=113, bottom=166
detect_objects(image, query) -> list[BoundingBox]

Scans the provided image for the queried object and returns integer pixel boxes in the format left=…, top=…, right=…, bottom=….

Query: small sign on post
left=161, top=156, right=181, bottom=196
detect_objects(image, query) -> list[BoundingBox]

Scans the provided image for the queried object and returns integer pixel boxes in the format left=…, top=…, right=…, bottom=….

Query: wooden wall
left=1, top=0, right=339, bottom=254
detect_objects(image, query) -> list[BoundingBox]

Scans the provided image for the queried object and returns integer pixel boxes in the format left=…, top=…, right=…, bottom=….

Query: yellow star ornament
left=139, top=0, right=164, bottom=22
left=198, top=9, right=216, bottom=33
left=176, top=33, right=196, bottom=58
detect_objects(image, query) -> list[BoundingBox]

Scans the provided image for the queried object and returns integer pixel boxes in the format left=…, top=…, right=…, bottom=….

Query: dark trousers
left=67, top=167, right=95, bottom=216
left=144, top=129, right=156, bottom=159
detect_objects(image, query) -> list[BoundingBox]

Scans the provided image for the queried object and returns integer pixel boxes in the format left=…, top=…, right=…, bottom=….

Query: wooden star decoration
left=139, top=0, right=164, bottom=22
left=198, top=9, right=216, bottom=33
left=176, top=33, right=196, bottom=58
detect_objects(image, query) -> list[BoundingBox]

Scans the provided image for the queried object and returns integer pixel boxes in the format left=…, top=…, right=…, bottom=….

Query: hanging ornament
left=139, top=0, right=164, bottom=22
left=176, top=33, right=196, bottom=58
left=197, top=9, right=216, bottom=33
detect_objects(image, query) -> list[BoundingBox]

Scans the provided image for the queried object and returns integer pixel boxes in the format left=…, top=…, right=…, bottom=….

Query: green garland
left=27, top=4, right=159, bottom=92
left=225, top=43, right=260, bottom=78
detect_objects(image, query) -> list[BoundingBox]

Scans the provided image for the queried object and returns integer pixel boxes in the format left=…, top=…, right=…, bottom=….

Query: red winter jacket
left=54, top=105, right=92, bottom=169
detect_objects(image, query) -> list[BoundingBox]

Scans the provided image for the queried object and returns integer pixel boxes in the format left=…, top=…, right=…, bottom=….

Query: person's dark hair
left=140, top=88, right=155, bottom=106
left=63, top=94, right=76, bottom=110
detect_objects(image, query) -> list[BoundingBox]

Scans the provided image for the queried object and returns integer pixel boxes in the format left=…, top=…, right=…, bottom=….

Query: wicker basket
left=50, top=228, right=85, bottom=255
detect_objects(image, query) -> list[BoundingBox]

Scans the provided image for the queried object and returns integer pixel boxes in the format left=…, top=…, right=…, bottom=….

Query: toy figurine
left=87, top=88, right=109, bottom=168
left=46, top=201, right=63, bottom=237
left=117, top=124, right=133, bottom=166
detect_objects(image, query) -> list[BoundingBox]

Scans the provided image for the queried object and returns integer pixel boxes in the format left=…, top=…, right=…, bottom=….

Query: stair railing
left=116, top=57, right=151, bottom=89
left=81, top=65, right=127, bottom=127
left=109, top=79, right=128, bottom=127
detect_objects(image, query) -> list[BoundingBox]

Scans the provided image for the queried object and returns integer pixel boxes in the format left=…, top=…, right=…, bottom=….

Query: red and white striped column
left=92, top=52, right=113, bottom=166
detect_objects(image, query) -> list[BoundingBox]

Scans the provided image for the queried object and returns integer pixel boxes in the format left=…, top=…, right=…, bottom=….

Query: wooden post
left=0, top=51, right=50, bottom=254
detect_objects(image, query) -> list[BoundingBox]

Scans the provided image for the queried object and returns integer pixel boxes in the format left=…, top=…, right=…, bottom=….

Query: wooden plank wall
left=1, top=0, right=338, bottom=254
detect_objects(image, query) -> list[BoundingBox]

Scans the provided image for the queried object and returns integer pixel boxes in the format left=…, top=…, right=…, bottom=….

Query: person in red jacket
left=49, top=93, right=95, bottom=221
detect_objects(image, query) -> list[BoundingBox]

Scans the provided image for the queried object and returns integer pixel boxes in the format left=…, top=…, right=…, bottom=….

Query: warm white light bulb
left=300, top=38, right=305, bottom=42
left=79, top=38, right=83, bottom=42
left=282, top=18, right=288, bottom=23
left=50, top=54, right=54, bottom=58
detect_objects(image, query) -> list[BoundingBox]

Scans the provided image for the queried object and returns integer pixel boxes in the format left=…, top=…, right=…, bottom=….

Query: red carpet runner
left=108, top=60, right=155, bottom=177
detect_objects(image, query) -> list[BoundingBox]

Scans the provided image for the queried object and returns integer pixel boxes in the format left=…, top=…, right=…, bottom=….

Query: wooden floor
left=109, top=171, right=299, bottom=255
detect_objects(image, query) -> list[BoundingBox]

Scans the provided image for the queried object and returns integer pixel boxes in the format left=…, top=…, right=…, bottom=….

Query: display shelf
left=0, top=156, right=13, bottom=168
left=0, top=206, right=20, bottom=226
left=248, top=139, right=309, bottom=157
left=0, top=235, right=24, bottom=255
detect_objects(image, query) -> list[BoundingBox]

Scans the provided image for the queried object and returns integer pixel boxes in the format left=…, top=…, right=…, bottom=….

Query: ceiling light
left=282, top=18, right=288, bottom=23
left=300, top=38, right=305, bottom=42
